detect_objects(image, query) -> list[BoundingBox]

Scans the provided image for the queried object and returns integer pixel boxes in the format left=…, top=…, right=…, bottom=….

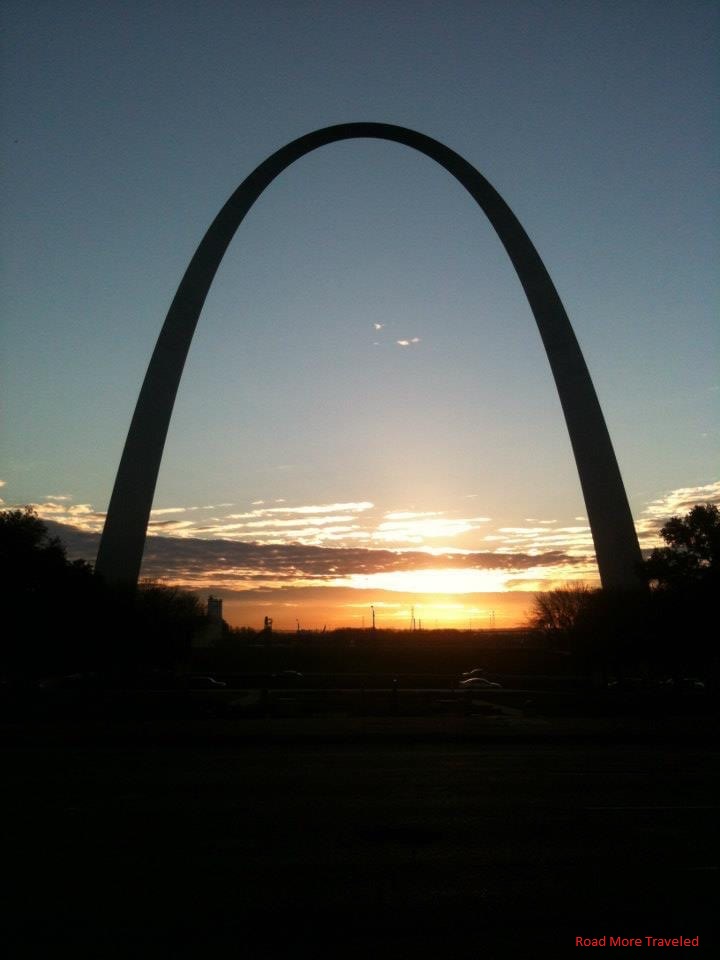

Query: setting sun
left=339, top=568, right=510, bottom=594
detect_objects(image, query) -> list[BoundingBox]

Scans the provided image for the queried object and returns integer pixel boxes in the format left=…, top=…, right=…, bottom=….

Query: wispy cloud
left=486, top=524, right=594, bottom=557
left=373, top=513, right=491, bottom=544
left=31, top=501, right=106, bottom=532
left=227, top=502, right=373, bottom=518
left=43, top=519, right=580, bottom=597
left=635, top=481, right=720, bottom=549
left=396, top=337, right=420, bottom=347
left=15, top=480, right=720, bottom=589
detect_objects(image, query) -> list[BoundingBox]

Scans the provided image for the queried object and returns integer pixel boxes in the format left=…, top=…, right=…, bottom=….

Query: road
left=3, top=716, right=718, bottom=958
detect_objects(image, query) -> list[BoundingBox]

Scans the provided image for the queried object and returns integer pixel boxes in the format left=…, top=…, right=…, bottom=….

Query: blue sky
left=1, top=0, right=718, bottom=627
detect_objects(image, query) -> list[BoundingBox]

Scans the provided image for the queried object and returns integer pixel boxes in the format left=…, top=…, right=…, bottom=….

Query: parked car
left=460, top=677, right=501, bottom=689
left=659, top=677, right=705, bottom=691
left=189, top=676, right=227, bottom=689
left=273, top=670, right=304, bottom=681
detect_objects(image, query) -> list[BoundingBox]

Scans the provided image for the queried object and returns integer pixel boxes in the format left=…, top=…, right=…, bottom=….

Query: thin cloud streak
left=372, top=516, right=491, bottom=544
left=485, top=524, right=595, bottom=557
left=226, top=502, right=373, bottom=518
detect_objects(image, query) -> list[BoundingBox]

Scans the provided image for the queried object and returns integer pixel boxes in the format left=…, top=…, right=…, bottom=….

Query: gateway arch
left=95, top=123, right=643, bottom=590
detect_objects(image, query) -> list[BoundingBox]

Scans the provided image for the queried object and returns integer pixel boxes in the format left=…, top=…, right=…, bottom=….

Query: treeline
left=2, top=502, right=718, bottom=684
left=528, top=504, right=719, bottom=684
left=1, top=507, right=209, bottom=679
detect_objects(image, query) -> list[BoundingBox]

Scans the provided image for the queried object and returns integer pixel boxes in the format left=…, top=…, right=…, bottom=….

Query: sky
left=1, top=0, right=718, bottom=630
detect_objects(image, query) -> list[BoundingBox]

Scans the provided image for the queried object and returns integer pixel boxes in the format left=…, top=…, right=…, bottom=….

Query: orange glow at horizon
left=332, top=565, right=597, bottom=595
left=222, top=588, right=537, bottom=632
left=337, top=568, right=510, bottom=594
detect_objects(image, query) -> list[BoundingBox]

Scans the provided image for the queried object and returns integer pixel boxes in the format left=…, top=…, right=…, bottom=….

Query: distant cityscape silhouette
left=95, top=123, right=643, bottom=590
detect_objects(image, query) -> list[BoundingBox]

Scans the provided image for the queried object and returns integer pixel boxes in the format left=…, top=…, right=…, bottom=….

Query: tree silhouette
left=639, top=503, right=719, bottom=683
left=0, top=506, right=88, bottom=589
left=527, top=582, right=595, bottom=648
left=644, top=504, right=719, bottom=589
left=0, top=507, right=207, bottom=678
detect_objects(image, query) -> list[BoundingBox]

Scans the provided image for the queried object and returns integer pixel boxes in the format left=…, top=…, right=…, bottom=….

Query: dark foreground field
left=3, top=713, right=718, bottom=959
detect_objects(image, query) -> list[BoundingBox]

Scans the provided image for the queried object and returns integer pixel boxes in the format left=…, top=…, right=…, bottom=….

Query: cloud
left=373, top=323, right=384, bottom=330
left=16, top=480, right=719, bottom=586
left=189, top=501, right=377, bottom=545
left=483, top=482, right=720, bottom=560
left=0, top=480, right=5, bottom=488
left=43, top=518, right=580, bottom=595
left=44, top=494, right=72, bottom=502
left=30, top=501, right=106, bottom=532
left=147, top=519, right=197, bottom=531
left=9, top=494, right=595, bottom=558
left=373, top=514, right=491, bottom=544
left=634, top=481, right=720, bottom=549
left=236, top=516, right=359, bottom=528
left=485, top=524, right=594, bottom=557
left=228, top=502, right=373, bottom=517
left=26, top=497, right=377, bottom=546
left=396, top=337, right=420, bottom=347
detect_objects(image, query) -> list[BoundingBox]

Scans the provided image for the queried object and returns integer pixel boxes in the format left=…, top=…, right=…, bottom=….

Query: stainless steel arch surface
left=95, top=123, right=643, bottom=589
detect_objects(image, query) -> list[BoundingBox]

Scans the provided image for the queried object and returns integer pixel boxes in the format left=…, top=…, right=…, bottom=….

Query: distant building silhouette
left=207, top=595, right=223, bottom=622
left=193, top=595, right=223, bottom=648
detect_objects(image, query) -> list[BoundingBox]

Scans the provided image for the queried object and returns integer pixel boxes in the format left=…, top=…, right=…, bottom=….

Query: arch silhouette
left=95, top=123, right=643, bottom=590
